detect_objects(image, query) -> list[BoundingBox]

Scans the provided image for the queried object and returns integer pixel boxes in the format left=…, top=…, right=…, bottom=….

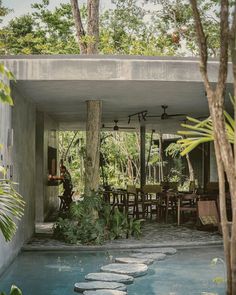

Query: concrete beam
left=0, top=55, right=233, bottom=83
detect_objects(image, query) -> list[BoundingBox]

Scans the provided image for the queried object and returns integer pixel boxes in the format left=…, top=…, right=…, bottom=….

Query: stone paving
left=25, top=222, right=222, bottom=250
left=75, top=247, right=175, bottom=294
left=74, top=247, right=218, bottom=294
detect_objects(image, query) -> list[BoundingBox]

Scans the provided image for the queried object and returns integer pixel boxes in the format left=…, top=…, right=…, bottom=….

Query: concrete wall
left=0, top=85, right=36, bottom=275
left=35, top=112, right=59, bottom=222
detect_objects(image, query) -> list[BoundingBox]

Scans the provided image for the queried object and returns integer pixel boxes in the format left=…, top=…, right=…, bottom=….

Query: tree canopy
left=0, top=0, right=222, bottom=56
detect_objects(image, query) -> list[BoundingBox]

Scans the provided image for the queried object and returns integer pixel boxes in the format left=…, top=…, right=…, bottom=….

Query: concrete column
left=85, top=100, right=102, bottom=194
left=140, top=125, right=146, bottom=190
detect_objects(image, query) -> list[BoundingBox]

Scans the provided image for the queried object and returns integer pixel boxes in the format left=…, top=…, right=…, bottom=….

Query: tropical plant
left=0, top=179, right=25, bottom=242
left=53, top=191, right=143, bottom=245
left=0, top=285, right=22, bottom=295
left=177, top=103, right=234, bottom=156
left=0, top=64, right=25, bottom=242
left=165, top=141, right=195, bottom=184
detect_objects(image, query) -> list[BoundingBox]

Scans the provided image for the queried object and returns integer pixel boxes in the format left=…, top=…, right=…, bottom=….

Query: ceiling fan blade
left=168, top=114, right=187, bottom=117
left=146, top=115, right=162, bottom=118
left=119, top=127, right=136, bottom=130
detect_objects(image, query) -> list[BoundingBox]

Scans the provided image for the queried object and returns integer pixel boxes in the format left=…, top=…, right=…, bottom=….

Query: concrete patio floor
left=24, top=222, right=223, bottom=251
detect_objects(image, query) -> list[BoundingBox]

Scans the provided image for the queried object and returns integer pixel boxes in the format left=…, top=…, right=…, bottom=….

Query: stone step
left=83, top=290, right=127, bottom=295
left=129, top=252, right=166, bottom=261
left=85, top=272, right=134, bottom=284
left=74, top=281, right=127, bottom=293
left=115, top=257, right=153, bottom=265
left=133, top=247, right=177, bottom=255
left=101, top=263, right=148, bottom=277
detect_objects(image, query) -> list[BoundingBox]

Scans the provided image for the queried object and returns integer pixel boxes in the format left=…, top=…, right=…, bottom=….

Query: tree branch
left=70, top=0, right=87, bottom=54
left=217, top=0, right=229, bottom=93
left=230, top=4, right=236, bottom=91
left=190, top=0, right=211, bottom=92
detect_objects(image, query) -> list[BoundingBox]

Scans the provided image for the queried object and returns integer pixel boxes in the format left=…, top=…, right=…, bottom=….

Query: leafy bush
left=0, top=285, right=22, bottom=295
left=53, top=192, right=143, bottom=245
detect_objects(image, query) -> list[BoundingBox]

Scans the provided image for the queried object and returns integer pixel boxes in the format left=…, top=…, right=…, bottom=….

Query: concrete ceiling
left=2, top=55, right=233, bottom=132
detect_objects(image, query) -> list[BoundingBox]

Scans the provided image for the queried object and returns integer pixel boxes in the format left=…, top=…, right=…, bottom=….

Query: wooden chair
left=141, top=184, right=162, bottom=220
left=159, top=191, right=178, bottom=223
left=58, top=191, right=74, bottom=212
left=103, top=190, right=113, bottom=204
left=111, top=189, right=127, bottom=213
left=177, top=193, right=198, bottom=225
left=197, top=200, right=219, bottom=227
left=189, top=181, right=196, bottom=193
left=125, top=185, right=138, bottom=218
left=168, top=182, right=179, bottom=192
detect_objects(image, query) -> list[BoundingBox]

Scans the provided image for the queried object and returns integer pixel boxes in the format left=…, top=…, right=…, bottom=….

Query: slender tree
left=70, top=0, right=101, bottom=195
left=189, top=0, right=236, bottom=293
left=70, top=0, right=99, bottom=54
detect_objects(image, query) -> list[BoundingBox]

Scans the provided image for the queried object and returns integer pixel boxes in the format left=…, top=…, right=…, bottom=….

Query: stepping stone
left=85, top=272, right=134, bottom=284
left=83, top=290, right=127, bottom=295
left=115, top=257, right=153, bottom=265
left=74, top=281, right=127, bottom=293
left=130, top=252, right=166, bottom=261
left=101, top=263, right=148, bottom=277
left=134, top=247, right=177, bottom=255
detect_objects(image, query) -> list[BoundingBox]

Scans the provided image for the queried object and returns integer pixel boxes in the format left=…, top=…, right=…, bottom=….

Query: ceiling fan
left=147, top=105, right=186, bottom=120
left=102, top=120, right=136, bottom=131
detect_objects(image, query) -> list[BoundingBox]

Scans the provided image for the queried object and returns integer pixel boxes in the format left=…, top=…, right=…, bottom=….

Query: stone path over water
left=74, top=247, right=178, bottom=294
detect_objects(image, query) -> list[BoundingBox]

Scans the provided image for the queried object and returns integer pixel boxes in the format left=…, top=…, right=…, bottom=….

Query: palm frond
left=178, top=107, right=235, bottom=156
left=0, top=180, right=25, bottom=242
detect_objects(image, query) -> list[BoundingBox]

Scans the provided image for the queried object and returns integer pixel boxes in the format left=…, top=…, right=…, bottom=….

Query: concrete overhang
left=0, top=55, right=233, bottom=132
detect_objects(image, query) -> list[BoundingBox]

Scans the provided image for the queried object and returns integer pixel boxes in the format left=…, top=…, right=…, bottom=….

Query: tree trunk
left=87, top=0, right=100, bottom=54
left=159, top=134, right=164, bottom=182
left=70, top=0, right=87, bottom=54
left=186, top=153, right=195, bottom=182
left=214, top=135, right=232, bottom=294
left=84, top=100, right=102, bottom=195
left=189, top=1, right=236, bottom=292
left=229, top=6, right=236, bottom=294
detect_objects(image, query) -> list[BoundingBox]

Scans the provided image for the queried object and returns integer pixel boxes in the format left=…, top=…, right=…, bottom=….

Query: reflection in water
left=0, top=248, right=225, bottom=295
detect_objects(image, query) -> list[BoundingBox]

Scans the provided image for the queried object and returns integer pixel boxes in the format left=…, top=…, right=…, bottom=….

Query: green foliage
left=53, top=192, right=143, bottom=245
left=177, top=108, right=235, bottom=156
left=0, top=180, right=25, bottom=241
left=0, top=285, right=23, bottom=295
left=0, top=0, right=222, bottom=56
left=212, top=276, right=225, bottom=284
left=0, top=0, right=12, bottom=24
left=165, top=142, right=182, bottom=158
left=164, top=141, right=187, bottom=184
left=59, top=131, right=157, bottom=192
left=0, top=63, right=15, bottom=105
left=0, top=66, right=24, bottom=243
left=211, top=257, right=226, bottom=285
left=155, top=0, right=221, bottom=56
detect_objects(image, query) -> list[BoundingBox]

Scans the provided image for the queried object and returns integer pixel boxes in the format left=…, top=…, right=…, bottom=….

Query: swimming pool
left=0, top=247, right=225, bottom=295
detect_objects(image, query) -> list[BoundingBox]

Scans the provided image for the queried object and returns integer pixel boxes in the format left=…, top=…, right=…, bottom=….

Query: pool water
left=0, top=247, right=225, bottom=295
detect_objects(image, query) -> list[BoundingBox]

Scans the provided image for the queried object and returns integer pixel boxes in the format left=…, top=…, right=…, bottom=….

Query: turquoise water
left=0, top=247, right=225, bottom=295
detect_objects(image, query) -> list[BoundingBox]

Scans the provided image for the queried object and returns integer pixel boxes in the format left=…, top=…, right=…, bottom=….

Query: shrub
left=53, top=191, right=143, bottom=245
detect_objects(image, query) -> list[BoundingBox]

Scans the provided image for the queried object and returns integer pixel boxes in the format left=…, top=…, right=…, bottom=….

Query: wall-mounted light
left=7, top=128, right=14, bottom=147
